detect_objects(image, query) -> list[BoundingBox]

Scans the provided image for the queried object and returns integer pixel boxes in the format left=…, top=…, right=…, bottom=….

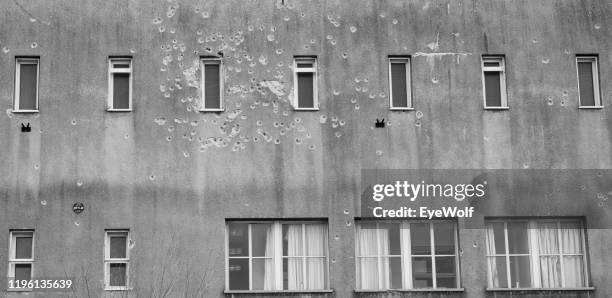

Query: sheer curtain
left=304, top=224, right=327, bottom=289
left=485, top=226, right=499, bottom=287
left=538, top=223, right=561, bottom=288
left=286, top=225, right=303, bottom=290
left=560, top=223, right=584, bottom=287
left=263, top=226, right=275, bottom=290
left=357, top=224, right=389, bottom=290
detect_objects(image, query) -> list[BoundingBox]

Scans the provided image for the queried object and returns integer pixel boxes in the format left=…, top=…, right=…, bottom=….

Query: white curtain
left=538, top=223, right=561, bottom=288
left=263, top=226, right=275, bottom=290
left=357, top=224, right=388, bottom=290
left=304, top=224, right=326, bottom=289
left=560, top=223, right=584, bottom=287
left=485, top=225, right=499, bottom=287
left=286, top=225, right=304, bottom=290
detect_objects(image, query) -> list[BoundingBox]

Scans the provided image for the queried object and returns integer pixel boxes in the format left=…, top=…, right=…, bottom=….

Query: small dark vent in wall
left=21, top=123, right=31, bottom=132
left=375, top=119, right=385, bottom=128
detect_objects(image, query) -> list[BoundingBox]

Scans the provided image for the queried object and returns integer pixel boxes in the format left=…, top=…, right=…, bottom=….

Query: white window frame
left=225, top=221, right=330, bottom=292
left=104, top=230, right=130, bottom=291
left=485, top=219, right=590, bottom=290
left=388, top=57, right=413, bottom=110
left=7, top=230, right=34, bottom=291
left=107, top=58, right=133, bottom=111
left=355, top=220, right=460, bottom=290
left=293, top=57, right=318, bottom=110
left=13, top=58, right=40, bottom=113
left=576, top=56, right=603, bottom=109
left=481, top=56, right=508, bottom=109
left=200, top=58, right=224, bottom=112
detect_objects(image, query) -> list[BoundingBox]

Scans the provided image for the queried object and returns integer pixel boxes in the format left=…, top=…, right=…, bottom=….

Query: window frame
left=107, top=57, right=133, bottom=112
left=576, top=56, right=603, bottom=109
left=224, top=220, right=330, bottom=292
left=200, top=57, right=224, bottom=112
left=7, top=230, right=35, bottom=292
left=481, top=55, right=509, bottom=110
left=354, top=220, right=461, bottom=290
left=292, top=57, right=319, bottom=111
left=104, top=230, right=130, bottom=291
left=13, top=57, right=40, bottom=113
left=388, top=57, right=414, bottom=110
left=485, top=218, right=590, bottom=290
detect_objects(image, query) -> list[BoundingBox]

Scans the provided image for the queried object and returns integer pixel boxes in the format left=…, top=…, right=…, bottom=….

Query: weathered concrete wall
left=0, top=0, right=611, bottom=297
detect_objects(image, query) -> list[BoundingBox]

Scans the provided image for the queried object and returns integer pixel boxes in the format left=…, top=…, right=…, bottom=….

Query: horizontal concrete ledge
left=355, top=288, right=465, bottom=292
left=486, top=287, right=595, bottom=291
left=224, top=290, right=334, bottom=294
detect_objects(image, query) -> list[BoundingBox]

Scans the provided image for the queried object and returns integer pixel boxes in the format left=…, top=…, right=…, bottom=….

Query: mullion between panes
left=504, top=222, right=512, bottom=288
left=302, top=224, right=307, bottom=290
left=274, top=223, right=282, bottom=290
left=528, top=221, right=541, bottom=288
left=248, top=224, right=253, bottom=290
left=556, top=221, right=566, bottom=288
left=375, top=223, right=383, bottom=289
left=401, top=222, right=413, bottom=289
left=430, top=222, right=437, bottom=288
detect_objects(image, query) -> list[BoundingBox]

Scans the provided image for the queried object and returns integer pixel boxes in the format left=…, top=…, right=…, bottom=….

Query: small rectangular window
left=14, top=58, right=39, bottom=112
left=8, top=230, right=34, bottom=289
left=485, top=219, right=589, bottom=289
left=108, top=58, right=132, bottom=111
left=389, top=57, right=412, bottom=109
left=355, top=221, right=459, bottom=290
left=226, top=220, right=329, bottom=291
left=576, top=56, right=602, bottom=108
left=105, top=230, right=129, bottom=290
left=482, top=56, right=507, bottom=109
left=293, top=57, right=318, bottom=110
left=201, top=58, right=223, bottom=111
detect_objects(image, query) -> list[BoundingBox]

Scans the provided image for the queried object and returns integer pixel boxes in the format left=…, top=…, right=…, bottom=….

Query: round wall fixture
left=72, top=202, right=85, bottom=214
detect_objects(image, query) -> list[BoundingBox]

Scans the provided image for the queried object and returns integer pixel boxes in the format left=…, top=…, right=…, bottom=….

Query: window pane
left=412, top=257, right=433, bottom=288
left=487, top=222, right=506, bottom=255
left=436, top=256, right=456, bottom=288
left=109, top=263, right=127, bottom=286
left=537, top=222, right=559, bottom=254
left=304, top=224, right=326, bottom=256
left=488, top=256, right=508, bottom=288
left=204, top=64, right=221, bottom=109
left=252, top=258, right=274, bottom=290
left=113, top=73, right=130, bottom=109
left=15, top=236, right=33, bottom=259
left=483, top=61, right=500, bottom=67
left=560, top=222, right=583, bottom=254
left=297, top=63, right=313, bottom=68
left=297, top=72, right=314, bottom=108
left=411, top=223, right=431, bottom=255
left=578, top=61, right=595, bottom=106
left=228, top=222, right=249, bottom=257
left=251, top=224, right=272, bottom=257
left=539, top=255, right=561, bottom=288
left=563, top=256, right=585, bottom=287
left=434, top=223, right=455, bottom=255
left=509, top=256, right=531, bottom=288
left=14, top=264, right=31, bottom=281
left=110, top=236, right=127, bottom=259
left=507, top=222, right=529, bottom=254
left=357, top=257, right=380, bottom=290
left=283, top=224, right=303, bottom=256
left=391, top=62, right=408, bottom=108
left=380, top=223, right=401, bottom=255
left=305, top=257, right=326, bottom=289
left=228, top=258, right=249, bottom=290
left=356, top=223, right=378, bottom=256
left=388, top=256, right=402, bottom=289
left=484, top=71, right=502, bottom=107
left=19, top=63, right=38, bottom=110
left=283, top=257, right=304, bottom=290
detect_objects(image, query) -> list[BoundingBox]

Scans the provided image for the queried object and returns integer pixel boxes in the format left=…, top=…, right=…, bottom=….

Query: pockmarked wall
left=0, top=0, right=611, bottom=297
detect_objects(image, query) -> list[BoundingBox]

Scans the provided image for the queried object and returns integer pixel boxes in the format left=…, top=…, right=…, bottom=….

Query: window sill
left=579, top=106, right=604, bottom=109
left=483, top=106, right=509, bottom=110
left=11, top=109, right=39, bottom=113
left=293, top=108, right=320, bottom=111
left=200, top=109, right=225, bottom=113
left=105, top=286, right=131, bottom=291
left=390, top=107, right=415, bottom=111
left=224, top=290, right=333, bottom=294
left=486, top=287, right=595, bottom=292
left=107, top=109, right=132, bottom=112
left=355, top=288, right=464, bottom=293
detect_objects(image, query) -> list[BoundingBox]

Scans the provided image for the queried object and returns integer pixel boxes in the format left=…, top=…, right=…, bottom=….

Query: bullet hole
left=279, top=128, right=286, bottom=135
left=522, top=163, right=530, bottom=169
left=356, top=86, right=362, bottom=92
left=330, top=40, right=337, bottom=45
left=274, top=139, right=281, bottom=144
left=152, top=17, right=163, bottom=24
left=416, top=111, right=423, bottom=119
left=560, top=101, right=565, bottom=106
left=541, top=57, right=550, bottom=64
left=166, top=136, right=173, bottom=142
left=546, top=97, right=554, bottom=105
left=350, top=26, right=357, bottom=33
left=74, top=221, right=80, bottom=226
left=2, top=46, right=9, bottom=54
left=247, top=25, right=254, bottom=31
left=124, top=134, right=129, bottom=139
left=354, top=104, right=360, bottom=110
left=34, top=163, right=40, bottom=170
left=334, top=234, right=340, bottom=240
left=532, top=38, right=538, bottom=44
left=415, top=120, right=421, bottom=127
left=267, top=34, right=275, bottom=41
left=41, top=200, right=47, bottom=205
left=369, top=93, right=376, bottom=99
left=149, top=175, right=156, bottom=181
left=310, top=39, right=316, bottom=44
left=376, top=150, right=383, bottom=156
left=594, top=24, right=601, bottom=29
left=331, top=258, right=337, bottom=263
left=158, top=26, right=166, bottom=33
left=202, top=11, right=210, bottom=18
left=564, top=49, right=571, bottom=55
left=303, top=45, right=310, bottom=50
left=598, top=201, right=604, bottom=207
left=346, top=221, right=352, bottom=227
left=319, top=115, right=328, bottom=124
left=562, top=90, right=569, bottom=97
left=76, top=180, right=83, bottom=187
left=30, top=42, right=38, bottom=48
left=335, top=132, right=342, bottom=138
left=71, top=119, right=77, bottom=125
left=597, top=193, right=606, bottom=199
left=431, top=76, right=439, bottom=84
left=392, top=18, right=398, bottom=24
left=284, top=16, right=290, bottom=21
left=183, top=152, right=190, bottom=158
left=295, top=138, right=302, bottom=144
left=308, top=144, right=316, bottom=150
left=300, top=12, right=306, bottom=17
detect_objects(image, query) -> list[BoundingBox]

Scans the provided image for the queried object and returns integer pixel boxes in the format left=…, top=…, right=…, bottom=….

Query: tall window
left=485, top=219, right=588, bottom=289
left=8, top=231, right=34, bottom=283
left=389, top=57, right=412, bottom=109
left=293, top=57, right=318, bottom=110
left=481, top=56, right=507, bottom=109
left=108, top=58, right=132, bottom=111
left=576, top=56, right=602, bottom=108
left=104, top=230, right=130, bottom=290
left=226, top=221, right=329, bottom=291
left=200, top=58, right=223, bottom=111
left=14, top=58, right=39, bottom=112
left=355, top=221, right=459, bottom=290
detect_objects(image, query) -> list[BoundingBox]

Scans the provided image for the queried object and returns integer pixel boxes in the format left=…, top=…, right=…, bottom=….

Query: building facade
left=1, top=0, right=611, bottom=297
